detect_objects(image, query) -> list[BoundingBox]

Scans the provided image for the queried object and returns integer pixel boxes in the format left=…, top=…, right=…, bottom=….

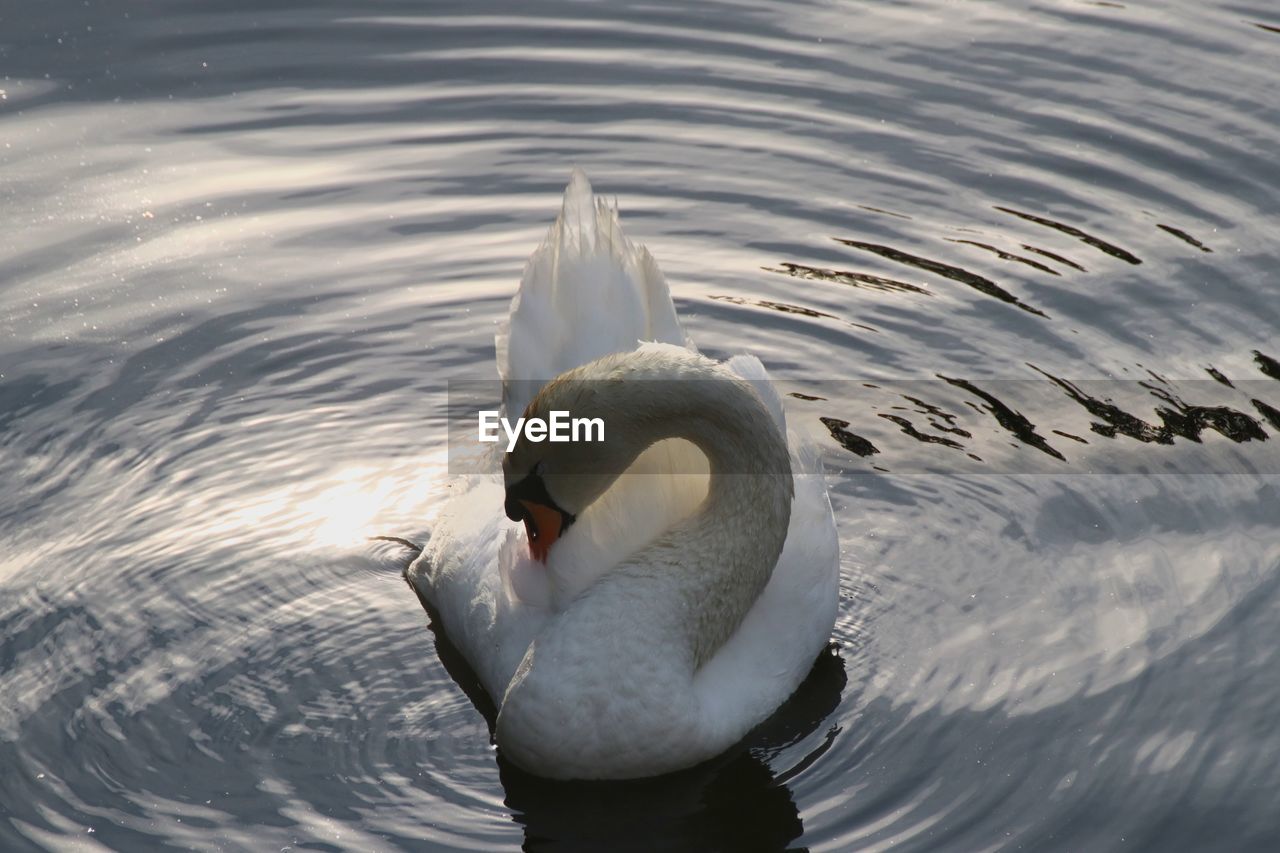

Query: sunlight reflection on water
left=2, top=0, right=1279, bottom=849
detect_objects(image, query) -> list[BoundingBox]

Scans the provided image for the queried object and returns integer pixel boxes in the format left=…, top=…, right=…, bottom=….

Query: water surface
left=3, top=1, right=1279, bottom=850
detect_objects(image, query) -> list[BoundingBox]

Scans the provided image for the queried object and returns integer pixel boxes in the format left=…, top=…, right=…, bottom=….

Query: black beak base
left=504, top=469, right=576, bottom=535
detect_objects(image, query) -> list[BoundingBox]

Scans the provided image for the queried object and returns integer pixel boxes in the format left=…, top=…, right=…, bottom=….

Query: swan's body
left=408, top=171, right=839, bottom=779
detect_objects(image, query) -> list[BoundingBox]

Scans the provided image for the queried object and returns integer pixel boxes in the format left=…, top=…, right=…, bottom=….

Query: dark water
left=3, top=1, right=1280, bottom=849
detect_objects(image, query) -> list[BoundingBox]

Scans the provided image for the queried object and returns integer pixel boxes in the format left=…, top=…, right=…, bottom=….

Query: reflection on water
left=3, top=0, right=1280, bottom=849
left=836, top=237, right=1049, bottom=317
left=795, top=376, right=1280, bottom=476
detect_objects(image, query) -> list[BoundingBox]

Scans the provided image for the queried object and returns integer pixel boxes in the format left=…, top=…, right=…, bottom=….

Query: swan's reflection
left=407, top=578, right=846, bottom=853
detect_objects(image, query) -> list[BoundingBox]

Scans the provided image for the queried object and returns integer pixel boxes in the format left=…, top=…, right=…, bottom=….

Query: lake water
left=3, top=1, right=1279, bottom=850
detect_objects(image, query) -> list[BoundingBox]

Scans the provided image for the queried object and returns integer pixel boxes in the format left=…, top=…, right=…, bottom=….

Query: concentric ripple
left=2, top=0, right=1279, bottom=850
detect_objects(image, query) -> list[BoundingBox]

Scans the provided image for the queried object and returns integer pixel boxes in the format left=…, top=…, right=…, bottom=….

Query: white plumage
left=408, top=170, right=840, bottom=779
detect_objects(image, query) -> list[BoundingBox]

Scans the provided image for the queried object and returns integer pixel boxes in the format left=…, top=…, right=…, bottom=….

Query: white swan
left=408, top=171, right=839, bottom=780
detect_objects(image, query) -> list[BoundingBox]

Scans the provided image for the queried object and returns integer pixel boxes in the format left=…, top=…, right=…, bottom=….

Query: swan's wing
left=496, top=169, right=691, bottom=417
left=407, top=476, right=551, bottom=699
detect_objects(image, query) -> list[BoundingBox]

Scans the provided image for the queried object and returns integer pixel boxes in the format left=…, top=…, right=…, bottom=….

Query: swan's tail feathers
left=497, top=169, right=691, bottom=416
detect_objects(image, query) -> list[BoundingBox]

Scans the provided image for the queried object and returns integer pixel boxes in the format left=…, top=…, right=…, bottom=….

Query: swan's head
left=501, top=363, right=655, bottom=563
left=500, top=345, right=777, bottom=564
left=502, top=458, right=576, bottom=564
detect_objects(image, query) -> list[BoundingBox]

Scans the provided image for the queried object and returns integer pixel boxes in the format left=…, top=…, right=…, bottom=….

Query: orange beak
left=519, top=499, right=564, bottom=563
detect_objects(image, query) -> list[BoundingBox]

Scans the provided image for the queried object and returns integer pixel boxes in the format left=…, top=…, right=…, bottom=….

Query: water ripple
left=3, top=0, right=1280, bottom=849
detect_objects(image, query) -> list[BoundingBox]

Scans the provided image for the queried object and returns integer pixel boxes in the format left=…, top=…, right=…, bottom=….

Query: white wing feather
left=496, top=169, right=690, bottom=417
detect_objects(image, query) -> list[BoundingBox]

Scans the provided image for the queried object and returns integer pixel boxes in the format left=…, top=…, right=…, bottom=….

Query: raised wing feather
left=496, top=169, right=690, bottom=417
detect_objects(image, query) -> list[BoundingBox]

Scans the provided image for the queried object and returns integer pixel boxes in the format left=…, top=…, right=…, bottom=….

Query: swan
left=407, top=170, right=839, bottom=779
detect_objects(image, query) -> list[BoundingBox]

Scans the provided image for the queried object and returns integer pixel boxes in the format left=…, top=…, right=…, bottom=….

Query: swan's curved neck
left=602, top=370, right=794, bottom=667
left=496, top=354, right=795, bottom=777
